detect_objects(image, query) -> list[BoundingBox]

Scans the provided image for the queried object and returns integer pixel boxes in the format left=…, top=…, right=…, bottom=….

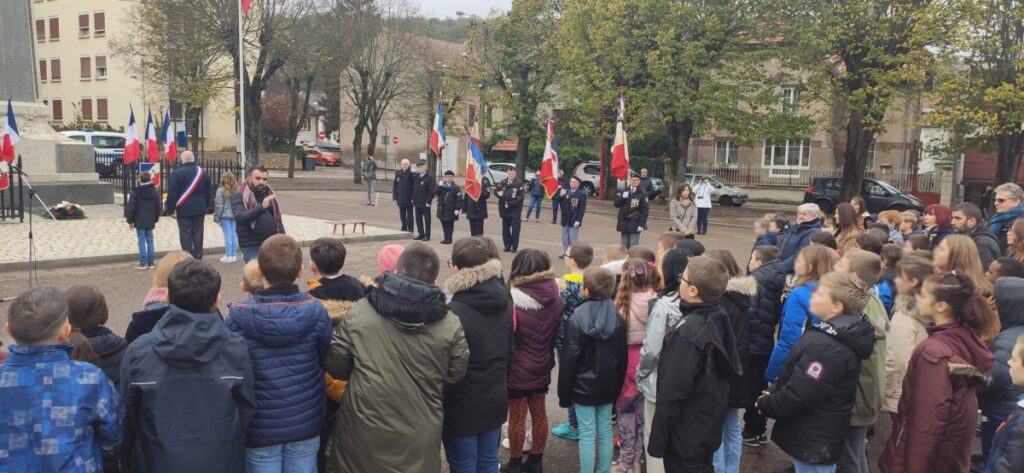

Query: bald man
left=393, top=159, right=415, bottom=232
left=164, top=151, right=212, bottom=259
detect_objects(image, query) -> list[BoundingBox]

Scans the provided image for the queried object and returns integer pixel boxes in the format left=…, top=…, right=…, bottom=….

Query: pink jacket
left=625, top=289, right=656, bottom=345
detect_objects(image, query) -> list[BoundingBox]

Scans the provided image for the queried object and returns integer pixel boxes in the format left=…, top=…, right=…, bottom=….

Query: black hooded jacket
left=648, top=300, right=742, bottom=464
left=971, top=225, right=1002, bottom=274
left=308, top=274, right=366, bottom=302
left=125, top=183, right=161, bottom=230
left=463, top=186, right=490, bottom=220
left=558, top=299, right=628, bottom=407
left=720, top=278, right=756, bottom=408
left=82, top=326, right=129, bottom=386
left=758, top=313, right=875, bottom=465
left=748, top=259, right=787, bottom=355
left=981, top=277, right=1024, bottom=421
left=120, top=305, right=256, bottom=473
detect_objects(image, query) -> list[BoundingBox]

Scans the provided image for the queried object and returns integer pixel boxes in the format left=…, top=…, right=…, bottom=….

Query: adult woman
left=694, top=177, right=714, bottom=235
left=933, top=234, right=1000, bottom=340
left=1006, top=218, right=1024, bottom=262
left=924, top=204, right=954, bottom=251
left=850, top=196, right=873, bottom=231
left=362, top=155, right=378, bottom=205
left=505, top=249, right=565, bottom=473
left=833, top=202, right=863, bottom=252
left=669, top=185, right=697, bottom=237
left=214, top=172, right=239, bottom=262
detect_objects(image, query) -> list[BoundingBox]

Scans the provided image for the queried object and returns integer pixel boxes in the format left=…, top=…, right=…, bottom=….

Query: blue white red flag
left=464, top=112, right=487, bottom=201
left=429, top=100, right=445, bottom=158
left=161, top=111, right=177, bottom=161
left=611, top=97, right=630, bottom=181
left=146, top=110, right=159, bottom=164
left=0, top=99, right=20, bottom=190
left=124, top=107, right=141, bottom=164
left=540, top=118, right=559, bottom=198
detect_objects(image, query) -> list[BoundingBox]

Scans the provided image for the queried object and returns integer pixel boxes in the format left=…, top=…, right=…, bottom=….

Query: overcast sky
left=418, top=0, right=512, bottom=18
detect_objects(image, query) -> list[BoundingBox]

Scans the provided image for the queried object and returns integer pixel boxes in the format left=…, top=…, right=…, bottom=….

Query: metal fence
left=1, top=155, right=25, bottom=222
left=98, top=152, right=243, bottom=207
left=686, top=162, right=938, bottom=193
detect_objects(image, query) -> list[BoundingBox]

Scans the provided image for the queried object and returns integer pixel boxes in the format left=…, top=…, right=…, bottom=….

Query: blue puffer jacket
left=779, top=219, right=822, bottom=273
left=765, top=282, right=820, bottom=382
left=226, top=284, right=333, bottom=447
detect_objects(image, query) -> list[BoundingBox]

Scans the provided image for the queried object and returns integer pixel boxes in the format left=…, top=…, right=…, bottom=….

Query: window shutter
left=82, top=99, right=93, bottom=121
left=78, top=14, right=89, bottom=36
left=35, top=19, right=45, bottom=41
left=49, top=17, right=59, bottom=40
left=39, top=60, right=47, bottom=81
left=95, top=55, right=107, bottom=78
left=80, top=57, right=91, bottom=79
left=94, top=12, right=105, bottom=35
left=53, top=100, right=63, bottom=121
left=51, top=59, right=61, bottom=80
left=97, top=99, right=108, bottom=122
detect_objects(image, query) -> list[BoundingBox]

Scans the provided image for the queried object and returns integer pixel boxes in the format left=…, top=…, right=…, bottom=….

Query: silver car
left=684, top=173, right=748, bottom=207
left=483, top=162, right=536, bottom=187
left=572, top=161, right=664, bottom=196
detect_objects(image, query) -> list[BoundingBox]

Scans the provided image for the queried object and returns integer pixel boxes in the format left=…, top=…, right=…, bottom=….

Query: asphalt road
left=0, top=189, right=899, bottom=473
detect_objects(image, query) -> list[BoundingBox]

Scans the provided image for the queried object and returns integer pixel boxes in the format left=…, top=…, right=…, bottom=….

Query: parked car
left=683, top=173, right=748, bottom=207
left=571, top=161, right=665, bottom=196
left=803, top=177, right=925, bottom=214
left=484, top=162, right=536, bottom=187
left=62, top=130, right=126, bottom=178
left=305, top=145, right=342, bottom=167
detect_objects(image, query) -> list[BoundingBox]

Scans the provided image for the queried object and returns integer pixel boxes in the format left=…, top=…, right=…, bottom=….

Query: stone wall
left=199, top=151, right=293, bottom=170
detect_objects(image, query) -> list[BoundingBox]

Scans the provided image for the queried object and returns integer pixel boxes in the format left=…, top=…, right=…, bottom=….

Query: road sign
left=392, top=136, right=399, bottom=145
left=319, top=131, right=326, bottom=140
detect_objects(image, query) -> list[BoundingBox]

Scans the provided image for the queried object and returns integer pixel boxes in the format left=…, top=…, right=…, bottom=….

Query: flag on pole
left=124, top=107, right=141, bottom=164
left=611, top=97, right=630, bottom=181
left=146, top=110, right=159, bottom=164
left=0, top=99, right=20, bottom=190
left=429, top=100, right=446, bottom=159
left=539, top=117, right=560, bottom=199
left=161, top=111, right=177, bottom=161
left=241, top=0, right=252, bottom=14
left=464, top=110, right=487, bottom=202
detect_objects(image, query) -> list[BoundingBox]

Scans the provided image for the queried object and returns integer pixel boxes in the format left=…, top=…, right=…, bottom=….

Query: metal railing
left=1, top=155, right=25, bottom=222
left=686, top=162, right=938, bottom=193
left=98, top=152, right=243, bottom=207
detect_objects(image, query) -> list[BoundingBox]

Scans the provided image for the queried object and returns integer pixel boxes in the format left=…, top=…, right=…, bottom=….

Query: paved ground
left=0, top=187, right=897, bottom=473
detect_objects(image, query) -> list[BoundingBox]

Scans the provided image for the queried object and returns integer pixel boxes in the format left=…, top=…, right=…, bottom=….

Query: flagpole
left=237, top=0, right=247, bottom=169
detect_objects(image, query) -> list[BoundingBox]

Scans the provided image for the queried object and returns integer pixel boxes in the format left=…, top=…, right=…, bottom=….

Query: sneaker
left=135, top=264, right=148, bottom=270
left=148, top=264, right=156, bottom=269
left=220, top=256, right=232, bottom=263
left=551, top=422, right=578, bottom=441
left=742, top=433, right=768, bottom=446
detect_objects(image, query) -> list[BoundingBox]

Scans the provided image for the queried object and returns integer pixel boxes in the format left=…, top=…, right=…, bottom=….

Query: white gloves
left=622, top=191, right=629, bottom=198
left=637, top=227, right=644, bottom=233
left=574, top=221, right=580, bottom=228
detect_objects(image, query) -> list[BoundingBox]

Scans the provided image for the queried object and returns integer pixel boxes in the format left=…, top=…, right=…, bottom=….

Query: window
left=782, top=87, right=800, bottom=115
left=52, top=99, right=63, bottom=121
left=79, top=14, right=90, bottom=37
left=715, top=139, right=739, bottom=166
left=169, top=100, right=184, bottom=119
left=50, top=59, right=61, bottom=82
left=96, top=98, right=108, bottom=122
left=865, top=141, right=876, bottom=169
left=583, top=164, right=600, bottom=175
left=93, top=12, right=105, bottom=36
left=39, top=60, right=47, bottom=82
left=95, top=55, right=106, bottom=79
left=762, top=139, right=811, bottom=176
left=80, top=57, right=91, bottom=79
left=863, top=180, right=888, bottom=196
left=301, top=118, right=311, bottom=131
left=35, top=19, right=45, bottom=42
left=92, top=135, right=125, bottom=148
left=81, top=98, right=93, bottom=121
left=48, top=17, right=59, bottom=41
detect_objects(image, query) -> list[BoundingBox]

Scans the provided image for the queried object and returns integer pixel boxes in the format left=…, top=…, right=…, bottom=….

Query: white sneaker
left=228, top=256, right=237, bottom=263
left=219, top=256, right=231, bottom=263
left=501, top=432, right=532, bottom=451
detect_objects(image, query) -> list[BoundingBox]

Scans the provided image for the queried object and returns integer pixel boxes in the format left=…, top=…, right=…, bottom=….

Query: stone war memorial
left=0, top=0, right=112, bottom=205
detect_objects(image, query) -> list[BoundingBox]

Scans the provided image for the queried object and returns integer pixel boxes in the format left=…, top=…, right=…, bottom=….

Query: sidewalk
left=0, top=208, right=409, bottom=271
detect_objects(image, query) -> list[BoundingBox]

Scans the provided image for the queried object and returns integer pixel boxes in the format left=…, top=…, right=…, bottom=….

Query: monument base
left=16, top=181, right=115, bottom=207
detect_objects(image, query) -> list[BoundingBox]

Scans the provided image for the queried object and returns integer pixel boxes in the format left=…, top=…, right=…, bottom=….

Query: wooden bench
left=331, top=220, right=367, bottom=235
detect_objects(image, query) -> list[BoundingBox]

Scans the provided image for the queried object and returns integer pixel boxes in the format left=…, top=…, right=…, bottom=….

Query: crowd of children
left=5, top=197, right=1024, bottom=473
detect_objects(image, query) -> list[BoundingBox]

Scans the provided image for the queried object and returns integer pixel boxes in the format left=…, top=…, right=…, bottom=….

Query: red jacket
left=880, top=324, right=993, bottom=473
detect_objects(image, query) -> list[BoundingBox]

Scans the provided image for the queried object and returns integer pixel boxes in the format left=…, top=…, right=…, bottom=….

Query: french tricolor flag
left=146, top=110, right=159, bottom=164
left=429, top=100, right=445, bottom=159
left=0, top=99, right=20, bottom=190
left=161, top=111, right=177, bottom=161
left=123, top=107, right=141, bottom=164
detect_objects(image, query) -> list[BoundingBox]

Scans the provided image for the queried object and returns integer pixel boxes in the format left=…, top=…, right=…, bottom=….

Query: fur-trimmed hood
left=443, top=260, right=503, bottom=294
left=321, top=299, right=355, bottom=325
left=509, top=269, right=557, bottom=288
left=510, top=269, right=560, bottom=311
left=725, top=276, right=757, bottom=297
left=948, top=362, right=992, bottom=387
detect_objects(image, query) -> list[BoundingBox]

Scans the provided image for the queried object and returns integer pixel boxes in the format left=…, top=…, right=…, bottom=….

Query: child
left=904, top=233, right=930, bottom=252
left=125, top=171, right=161, bottom=269
left=215, top=171, right=239, bottom=263
left=754, top=218, right=777, bottom=247
left=988, top=256, right=1024, bottom=284
left=648, top=256, right=741, bottom=471
left=0, top=287, right=124, bottom=471
left=883, top=255, right=933, bottom=415
left=126, top=251, right=193, bottom=343
left=121, top=259, right=254, bottom=472
left=770, top=217, right=789, bottom=239
left=982, top=276, right=1024, bottom=460
left=226, top=234, right=332, bottom=470
left=855, top=231, right=884, bottom=254
left=986, top=334, right=1024, bottom=473
left=877, top=210, right=905, bottom=245
left=743, top=245, right=787, bottom=447
left=241, top=260, right=264, bottom=295
left=552, top=241, right=594, bottom=441
left=614, top=259, right=659, bottom=473
left=601, top=243, right=628, bottom=276
left=758, top=272, right=874, bottom=473
left=765, top=246, right=837, bottom=383
left=880, top=243, right=901, bottom=299
left=833, top=249, right=889, bottom=472
left=899, top=211, right=922, bottom=237
left=657, top=232, right=685, bottom=258
left=65, top=286, right=128, bottom=386
left=810, top=231, right=839, bottom=251
left=558, top=267, right=627, bottom=473
left=880, top=272, right=995, bottom=473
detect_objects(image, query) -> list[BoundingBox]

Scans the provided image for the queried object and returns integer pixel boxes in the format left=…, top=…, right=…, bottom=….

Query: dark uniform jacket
left=614, top=187, right=649, bottom=233
left=463, top=187, right=490, bottom=220
left=412, top=173, right=436, bottom=208
left=392, top=169, right=415, bottom=207
left=435, top=182, right=462, bottom=222
left=560, top=188, right=587, bottom=228
left=496, top=178, right=525, bottom=220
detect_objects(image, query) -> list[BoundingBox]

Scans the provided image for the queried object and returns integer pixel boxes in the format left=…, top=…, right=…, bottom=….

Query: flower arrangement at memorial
left=49, top=201, right=86, bottom=220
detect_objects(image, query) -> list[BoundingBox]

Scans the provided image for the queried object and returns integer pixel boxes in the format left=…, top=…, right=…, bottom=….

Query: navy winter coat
left=754, top=232, right=778, bottom=247
left=981, top=277, right=1024, bottom=422
left=779, top=218, right=822, bottom=273
left=164, top=162, right=212, bottom=218
left=226, top=284, right=333, bottom=448
left=560, top=188, right=587, bottom=228
left=749, top=259, right=787, bottom=356
left=126, top=183, right=161, bottom=230
left=82, top=326, right=128, bottom=387
left=392, top=169, right=415, bottom=207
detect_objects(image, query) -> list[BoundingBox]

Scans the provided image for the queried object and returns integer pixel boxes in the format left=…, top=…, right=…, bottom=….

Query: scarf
left=242, top=179, right=283, bottom=231
left=990, top=204, right=1024, bottom=234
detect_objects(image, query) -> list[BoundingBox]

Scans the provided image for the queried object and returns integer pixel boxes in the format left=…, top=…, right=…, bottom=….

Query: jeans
left=365, top=179, right=376, bottom=203
left=836, top=425, right=868, bottom=473
left=643, top=398, right=664, bottom=473
left=793, top=459, right=836, bottom=473
left=620, top=232, right=640, bottom=248
left=712, top=408, right=742, bottom=473
left=398, top=205, right=413, bottom=232
left=415, top=207, right=431, bottom=239
left=443, top=425, right=501, bottom=473
left=502, top=218, right=522, bottom=251
left=575, top=403, right=613, bottom=473
left=526, top=195, right=543, bottom=220
left=177, top=214, right=205, bottom=259
left=615, top=395, right=644, bottom=470
left=562, top=225, right=580, bottom=253
left=697, top=207, right=710, bottom=234
left=245, top=436, right=319, bottom=473
left=220, top=219, right=238, bottom=258
left=241, top=245, right=260, bottom=263
left=136, top=228, right=155, bottom=265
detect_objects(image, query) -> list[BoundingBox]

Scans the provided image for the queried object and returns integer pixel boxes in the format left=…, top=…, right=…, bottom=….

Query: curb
left=0, top=231, right=413, bottom=273
left=582, top=206, right=753, bottom=230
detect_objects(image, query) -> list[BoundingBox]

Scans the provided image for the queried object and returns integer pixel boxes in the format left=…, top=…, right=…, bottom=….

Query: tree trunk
left=994, top=132, right=1024, bottom=186
left=367, top=130, right=378, bottom=158
left=352, top=125, right=364, bottom=184
left=839, top=109, right=875, bottom=201
left=665, top=118, right=694, bottom=198
left=245, top=85, right=262, bottom=165
left=515, top=135, right=530, bottom=179
left=187, top=107, right=203, bottom=153
left=602, top=138, right=616, bottom=200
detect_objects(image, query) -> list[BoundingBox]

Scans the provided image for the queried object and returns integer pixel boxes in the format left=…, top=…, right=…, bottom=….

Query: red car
left=306, top=147, right=342, bottom=167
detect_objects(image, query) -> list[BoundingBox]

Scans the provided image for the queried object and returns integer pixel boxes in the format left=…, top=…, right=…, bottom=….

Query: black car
left=803, top=177, right=925, bottom=214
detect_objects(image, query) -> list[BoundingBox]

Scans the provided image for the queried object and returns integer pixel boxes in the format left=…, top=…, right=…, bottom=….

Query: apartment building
left=30, top=0, right=238, bottom=150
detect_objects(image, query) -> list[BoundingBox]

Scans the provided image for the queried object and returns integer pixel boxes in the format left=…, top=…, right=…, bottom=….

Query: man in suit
left=496, top=168, right=525, bottom=252
left=614, top=175, right=649, bottom=248
left=164, top=151, right=212, bottom=259
left=434, top=170, right=462, bottom=244
left=393, top=159, right=415, bottom=232
left=412, top=159, right=436, bottom=241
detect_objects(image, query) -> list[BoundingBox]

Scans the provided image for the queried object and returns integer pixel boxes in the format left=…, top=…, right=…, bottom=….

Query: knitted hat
left=377, top=244, right=405, bottom=276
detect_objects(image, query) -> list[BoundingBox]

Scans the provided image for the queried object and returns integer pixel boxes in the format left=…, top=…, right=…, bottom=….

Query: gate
left=109, top=158, right=243, bottom=208
left=1, top=155, right=25, bottom=222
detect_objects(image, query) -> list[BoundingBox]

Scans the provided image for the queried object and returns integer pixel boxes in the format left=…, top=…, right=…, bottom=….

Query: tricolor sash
left=176, top=166, right=205, bottom=208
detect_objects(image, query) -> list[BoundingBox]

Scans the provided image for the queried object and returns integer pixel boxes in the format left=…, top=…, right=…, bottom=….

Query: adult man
left=551, top=169, right=568, bottom=224
left=496, top=168, right=525, bottom=252
left=231, top=166, right=285, bottom=263
left=952, top=202, right=1001, bottom=271
left=639, top=168, right=660, bottom=201
left=393, top=159, right=415, bottom=232
left=435, top=170, right=462, bottom=244
left=779, top=203, right=823, bottom=273
left=990, top=182, right=1024, bottom=253
left=324, top=243, right=469, bottom=473
left=362, top=155, right=377, bottom=206
left=164, top=151, right=211, bottom=259
left=463, top=183, right=489, bottom=237
left=560, top=176, right=587, bottom=256
left=525, top=174, right=545, bottom=223
left=614, top=175, right=649, bottom=248
left=413, top=160, right=437, bottom=241
left=693, top=176, right=714, bottom=235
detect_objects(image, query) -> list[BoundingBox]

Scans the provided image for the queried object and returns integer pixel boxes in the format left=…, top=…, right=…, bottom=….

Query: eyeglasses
left=996, top=198, right=1009, bottom=204
left=679, top=274, right=690, bottom=286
